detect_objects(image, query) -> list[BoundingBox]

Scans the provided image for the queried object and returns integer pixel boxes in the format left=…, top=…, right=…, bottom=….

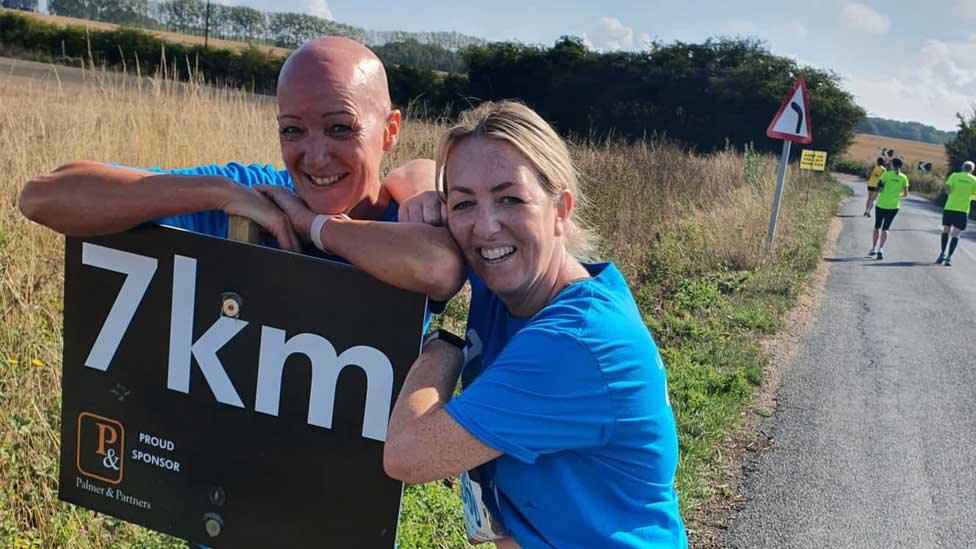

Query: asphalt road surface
left=1, top=55, right=101, bottom=90
left=725, top=174, right=976, bottom=548
left=0, top=55, right=273, bottom=101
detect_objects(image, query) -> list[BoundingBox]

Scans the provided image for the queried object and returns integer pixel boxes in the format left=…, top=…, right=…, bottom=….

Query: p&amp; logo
left=77, top=412, right=125, bottom=484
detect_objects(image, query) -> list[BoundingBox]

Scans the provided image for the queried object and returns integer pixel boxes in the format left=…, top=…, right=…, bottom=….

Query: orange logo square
left=77, top=412, right=124, bottom=485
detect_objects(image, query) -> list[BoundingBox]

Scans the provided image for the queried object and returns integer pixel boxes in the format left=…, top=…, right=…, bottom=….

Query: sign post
left=58, top=226, right=427, bottom=548
left=765, top=77, right=813, bottom=245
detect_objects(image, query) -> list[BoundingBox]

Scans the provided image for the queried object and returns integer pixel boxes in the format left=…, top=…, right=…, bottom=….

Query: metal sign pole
left=766, top=139, right=792, bottom=245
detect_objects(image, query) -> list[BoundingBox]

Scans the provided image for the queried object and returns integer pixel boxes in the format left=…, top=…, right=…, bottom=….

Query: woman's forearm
left=19, top=161, right=232, bottom=236
left=321, top=218, right=465, bottom=300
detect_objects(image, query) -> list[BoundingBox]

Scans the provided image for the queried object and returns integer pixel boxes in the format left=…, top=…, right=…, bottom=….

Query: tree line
left=457, top=37, right=864, bottom=157
left=1, top=10, right=866, bottom=158
left=41, top=0, right=479, bottom=71
left=858, top=116, right=956, bottom=145
left=946, top=112, right=976, bottom=173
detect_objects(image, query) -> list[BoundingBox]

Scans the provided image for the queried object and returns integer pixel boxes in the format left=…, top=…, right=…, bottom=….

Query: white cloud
left=722, top=20, right=755, bottom=36
left=847, top=36, right=976, bottom=130
left=841, top=2, right=890, bottom=35
left=304, top=0, right=334, bottom=20
left=957, top=0, right=976, bottom=19
left=582, top=17, right=649, bottom=52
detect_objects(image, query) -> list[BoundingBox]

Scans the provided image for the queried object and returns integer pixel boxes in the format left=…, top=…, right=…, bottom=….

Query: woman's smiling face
left=445, top=137, right=566, bottom=304
left=276, top=50, right=398, bottom=218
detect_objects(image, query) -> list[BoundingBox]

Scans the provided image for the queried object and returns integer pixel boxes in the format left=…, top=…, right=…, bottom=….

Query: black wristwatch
left=423, top=329, right=466, bottom=352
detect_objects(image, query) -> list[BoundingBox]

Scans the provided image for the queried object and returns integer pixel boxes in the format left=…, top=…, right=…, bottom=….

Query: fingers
left=398, top=192, right=444, bottom=226
left=261, top=206, right=299, bottom=253
left=399, top=199, right=423, bottom=223
left=423, top=197, right=442, bottom=226
left=249, top=187, right=300, bottom=252
left=270, top=217, right=300, bottom=253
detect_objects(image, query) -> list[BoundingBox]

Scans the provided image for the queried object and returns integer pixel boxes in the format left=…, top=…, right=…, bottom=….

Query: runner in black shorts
left=936, top=161, right=976, bottom=266
left=875, top=206, right=899, bottom=230
left=869, top=158, right=909, bottom=260
left=942, top=210, right=968, bottom=231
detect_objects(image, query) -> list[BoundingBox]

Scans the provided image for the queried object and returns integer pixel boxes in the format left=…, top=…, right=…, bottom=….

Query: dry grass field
left=0, top=7, right=292, bottom=58
left=0, top=65, right=844, bottom=548
left=848, top=132, right=948, bottom=173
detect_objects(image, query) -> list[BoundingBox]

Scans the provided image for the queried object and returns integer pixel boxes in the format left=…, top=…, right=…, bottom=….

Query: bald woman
left=19, top=37, right=464, bottom=300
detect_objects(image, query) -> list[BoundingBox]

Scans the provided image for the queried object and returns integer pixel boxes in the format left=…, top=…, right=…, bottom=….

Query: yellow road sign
left=800, top=149, right=828, bottom=172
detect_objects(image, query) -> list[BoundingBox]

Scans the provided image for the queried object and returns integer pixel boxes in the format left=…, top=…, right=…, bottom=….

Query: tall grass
left=0, top=65, right=844, bottom=548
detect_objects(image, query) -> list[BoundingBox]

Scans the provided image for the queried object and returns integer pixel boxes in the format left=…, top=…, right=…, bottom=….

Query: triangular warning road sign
left=766, top=77, right=813, bottom=144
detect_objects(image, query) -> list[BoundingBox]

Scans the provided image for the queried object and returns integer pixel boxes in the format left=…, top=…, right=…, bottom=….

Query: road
left=725, top=174, right=976, bottom=548
left=1, top=55, right=104, bottom=91
left=0, top=56, right=273, bottom=101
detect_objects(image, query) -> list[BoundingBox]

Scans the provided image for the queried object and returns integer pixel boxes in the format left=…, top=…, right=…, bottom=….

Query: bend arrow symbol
left=790, top=101, right=803, bottom=134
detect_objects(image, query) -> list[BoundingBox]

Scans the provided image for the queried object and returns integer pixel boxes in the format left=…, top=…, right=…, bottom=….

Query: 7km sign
left=766, top=77, right=814, bottom=244
left=58, top=226, right=427, bottom=548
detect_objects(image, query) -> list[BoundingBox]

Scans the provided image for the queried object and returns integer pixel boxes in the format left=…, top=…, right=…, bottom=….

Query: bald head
left=274, top=36, right=402, bottom=218
left=278, top=37, right=391, bottom=114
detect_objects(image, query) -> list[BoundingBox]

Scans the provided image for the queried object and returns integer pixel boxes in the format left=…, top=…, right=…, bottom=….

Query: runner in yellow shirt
left=868, top=158, right=909, bottom=260
left=864, top=157, right=887, bottom=217
left=936, top=161, right=976, bottom=267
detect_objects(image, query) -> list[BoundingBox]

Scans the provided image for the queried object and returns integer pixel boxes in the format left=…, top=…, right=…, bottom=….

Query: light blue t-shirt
left=444, top=262, right=687, bottom=548
left=145, top=162, right=398, bottom=258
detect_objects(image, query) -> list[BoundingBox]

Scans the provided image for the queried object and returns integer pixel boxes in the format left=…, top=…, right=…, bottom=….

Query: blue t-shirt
left=444, top=262, right=687, bottom=548
left=146, top=162, right=398, bottom=259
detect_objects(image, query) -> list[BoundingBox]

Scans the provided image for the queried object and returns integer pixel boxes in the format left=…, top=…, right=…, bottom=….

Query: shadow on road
left=823, top=257, right=874, bottom=263
left=887, top=228, right=976, bottom=242
left=900, top=197, right=945, bottom=215
left=834, top=214, right=863, bottom=218
left=862, top=261, right=935, bottom=268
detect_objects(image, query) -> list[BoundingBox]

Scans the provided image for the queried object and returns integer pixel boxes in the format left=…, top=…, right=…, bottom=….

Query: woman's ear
left=554, top=191, right=574, bottom=237
left=383, top=110, right=402, bottom=152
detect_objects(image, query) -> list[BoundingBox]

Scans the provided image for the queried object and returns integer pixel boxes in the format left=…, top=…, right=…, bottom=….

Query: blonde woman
left=864, top=157, right=887, bottom=216
left=385, top=101, right=687, bottom=548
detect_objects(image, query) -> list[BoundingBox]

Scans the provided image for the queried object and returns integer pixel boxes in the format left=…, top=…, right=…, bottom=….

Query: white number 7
left=81, top=243, right=157, bottom=371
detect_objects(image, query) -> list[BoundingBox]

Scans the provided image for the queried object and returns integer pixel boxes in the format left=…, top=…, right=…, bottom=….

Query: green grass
left=649, top=176, right=847, bottom=518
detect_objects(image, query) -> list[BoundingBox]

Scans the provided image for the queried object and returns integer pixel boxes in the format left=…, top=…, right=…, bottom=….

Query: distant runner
left=864, top=157, right=887, bottom=217
left=936, top=161, right=976, bottom=267
left=868, top=157, right=909, bottom=260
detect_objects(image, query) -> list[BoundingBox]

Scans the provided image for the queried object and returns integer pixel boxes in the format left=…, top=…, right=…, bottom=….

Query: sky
left=60, top=0, right=976, bottom=131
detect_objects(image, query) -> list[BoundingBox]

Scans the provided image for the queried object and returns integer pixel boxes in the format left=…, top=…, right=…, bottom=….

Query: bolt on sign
left=58, top=226, right=428, bottom=548
left=799, top=150, right=828, bottom=172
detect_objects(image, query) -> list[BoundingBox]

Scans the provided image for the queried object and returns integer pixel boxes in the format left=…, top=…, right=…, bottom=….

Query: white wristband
left=310, top=214, right=334, bottom=252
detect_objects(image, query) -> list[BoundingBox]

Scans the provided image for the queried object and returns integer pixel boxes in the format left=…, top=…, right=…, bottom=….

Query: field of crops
left=848, top=132, right=948, bottom=173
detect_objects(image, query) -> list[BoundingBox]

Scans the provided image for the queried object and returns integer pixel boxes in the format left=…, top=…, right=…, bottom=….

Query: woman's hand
left=252, top=185, right=318, bottom=242
left=398, top=190, right=445, bottom=226
left=385, top=159, right=436, bottom=204
left=218, top=182, right=301, bottom=252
